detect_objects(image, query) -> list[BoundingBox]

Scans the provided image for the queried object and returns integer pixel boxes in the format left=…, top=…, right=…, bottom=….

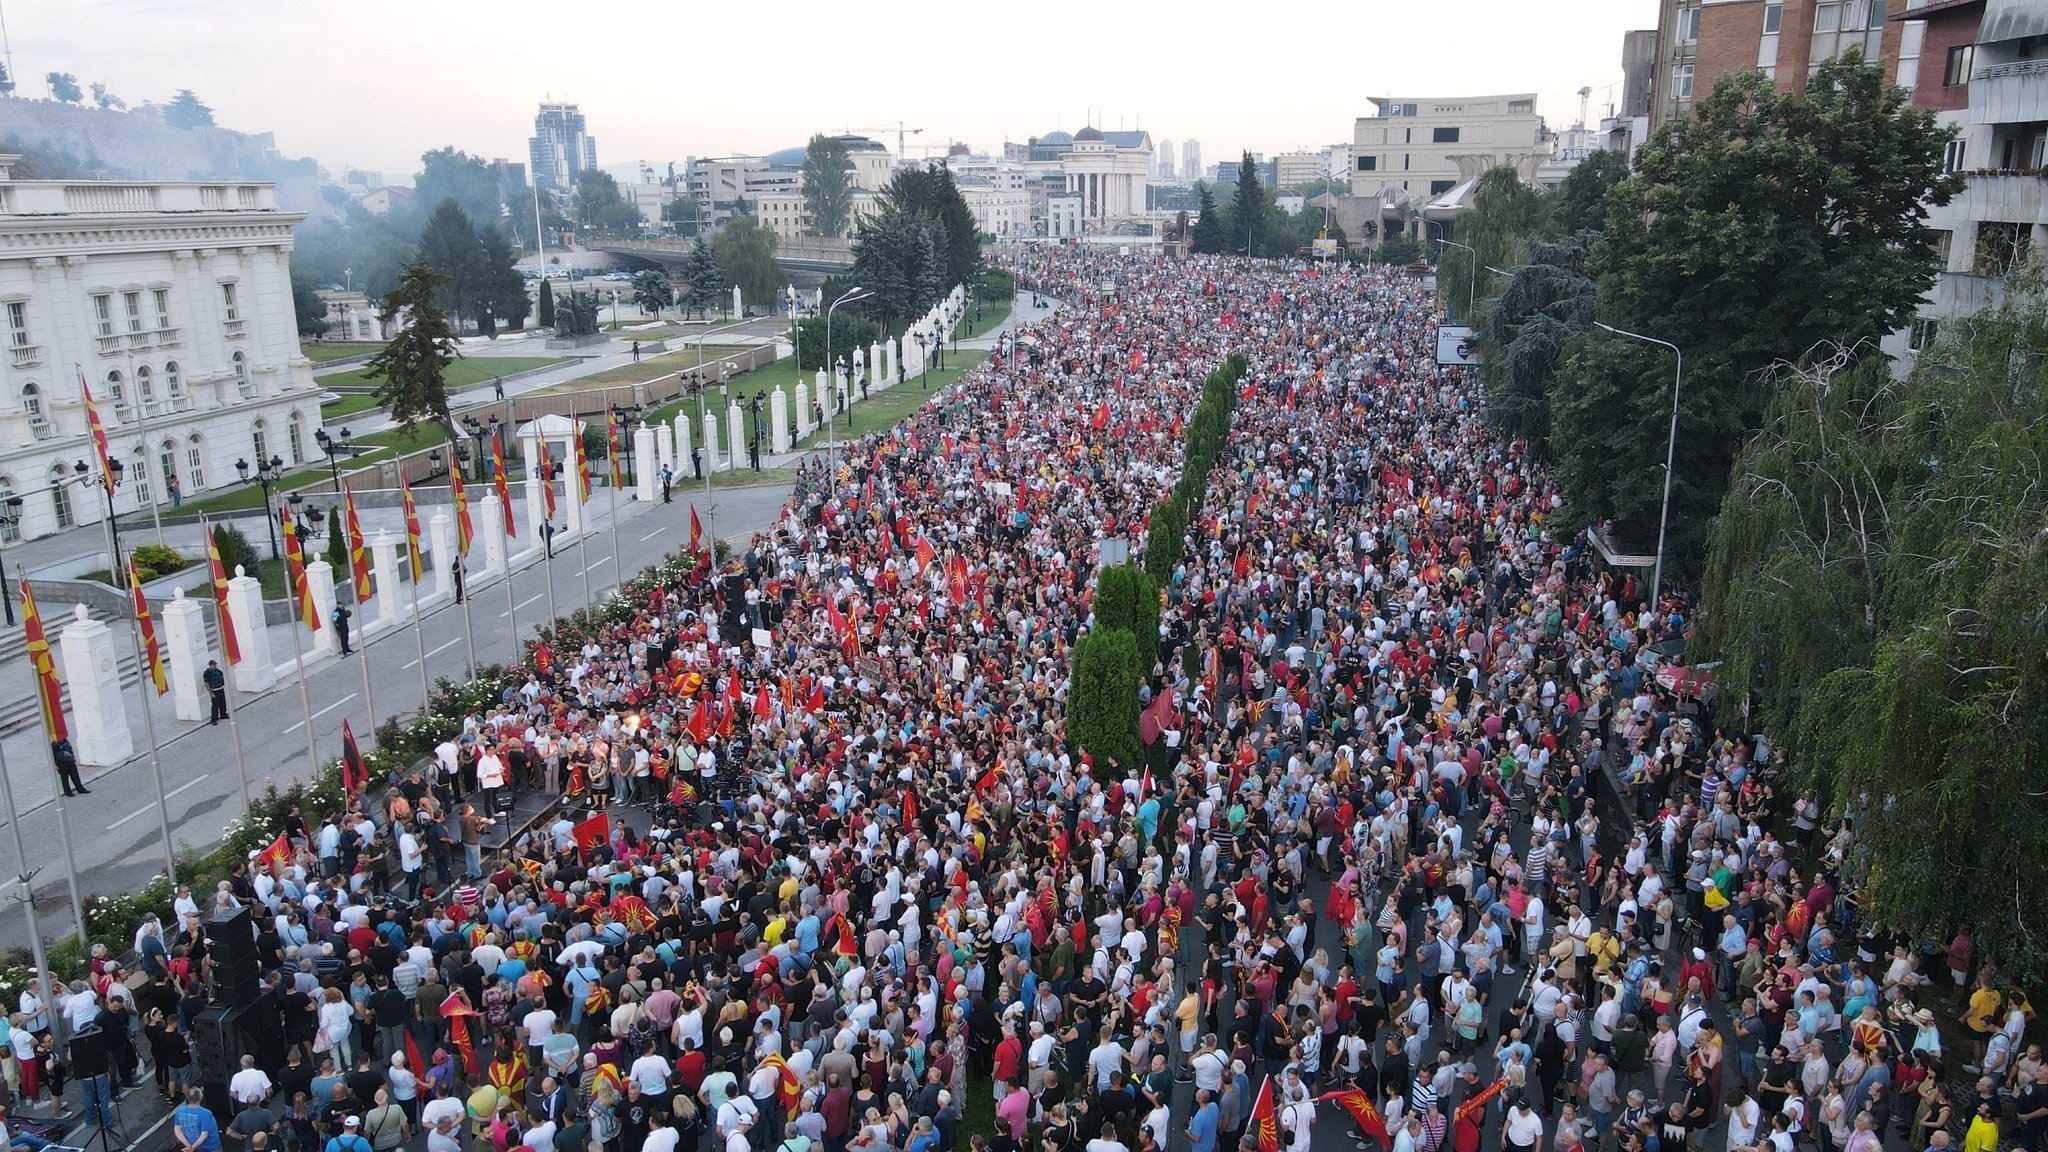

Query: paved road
left=0, top=480, right=798, bottom=948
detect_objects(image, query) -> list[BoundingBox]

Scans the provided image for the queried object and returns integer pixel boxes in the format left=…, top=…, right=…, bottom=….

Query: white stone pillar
left=815, top=369, right=829, bottom=413
left=561, top=450, right=585, bottom=538
left=430, top=512, right=455, bottom=600
left=731, top=285, right=743, bottom=318
left=634, top=426, right=658, bottom=502
left=699, top=408, right=720, bottom=473
left=656, top=422, right=676, bottom=473
left=479, top=493, right=508, bottom=576
left=225, top=565, right=275, bottom=693
left=519, top=431, right=547, bottom=544
left=672, top=415, right=692, bottom=477
left=59, top=604, right=133, bottom=768
left=770, top=388, right=791, bottom=454
left=306, top=559, right=337, bottom=657
left=868, top=342, right=883, bottom=390
left=160, top=589, right=208, bottom=722
left=725, top=402, right=744, bottom=472
left=370, top=530, right=400, bottom=628
left=884, top=340, right=897, bottom=388
left=794, top=382, right=812, bottom=438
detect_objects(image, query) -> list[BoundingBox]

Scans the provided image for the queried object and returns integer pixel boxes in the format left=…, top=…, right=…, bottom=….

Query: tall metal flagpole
left=48, top=788, right=85, bottom=947
left=0, top=742, right=57, bottom=1034
left=505, top=543, right=520, bottom=652
left=355, top=604, right=378, bottom=733
left=607, top=463, right=621, bottom=580
left=121, top=582, right=179, bottom=884
left=459, top=556, right=477, bottom=677
left=204, top=594, right=252, bottom=813
left=279, top=510, right=321, bottom=777
left=409, top=555, right=431, bottom=712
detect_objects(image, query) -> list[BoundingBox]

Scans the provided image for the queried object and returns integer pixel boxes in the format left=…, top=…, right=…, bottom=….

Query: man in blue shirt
left=1187, top=1089, right=1219, bottom=1152
left=172, top=1088, right=222, bottom=1152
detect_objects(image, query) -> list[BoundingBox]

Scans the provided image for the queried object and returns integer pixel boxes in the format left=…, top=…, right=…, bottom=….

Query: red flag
left=689, top=504, right=704, bottom=554
left=491, top=433, right=516, bottom=539
left=1452, top=1077, right=1508, bottom=1124
left=450, top=464, right=474, bottom=557
left=1234, top=548, right=1252, bottom=580
left=915, top=535, right=937, bottom=570
left=78, top=371, right=116, bottom=497
left=1090, top=401, right=1110, bottom=430
left=607, top=413, right=625, bottom=489
left=278, top=502, right=321, bottom=631
left=1139, top=688, right=1175, bottom=746
left=901, top=788, right=918, bottom=827
left=753, top=685, right=774, bottom=719
left=340, top=718, right=368, bottom=793
left=400, top=477, right=425, bottom=583
left=1318, top=1088, right=1391, bottom=1147
left=342, top=484, right=373, bottom=603
left=201, top=515, right=242, bottom=665
left=572, top=426, right=592, bottom=503
left=947, top=556, right=969, bottom=605
left=806, top=682, right=826, bottom=714
left=127, top=559, right=168, bottom=695
left=257, top=832, right=292, bottom=873
left=826, top=599, right=850, bottom=644
left=686, top=704, right=712, bottom=743
left=447, top=1009, right=480, bottom=1078
left=404, top=1026, right=426, bottom=1079
left=571, top=811, right=610, bottom=859
left=535, top=434, right=558, bottom=521
left=761, top=1052, right=803, bottom=1119
left=21, top=580, right=66, bottom=743
left=725, top=671, right=745, bottom=707
left=717, top=699, right=734, bottom=738
left=1251, top=1075, right=1280, bottom=1152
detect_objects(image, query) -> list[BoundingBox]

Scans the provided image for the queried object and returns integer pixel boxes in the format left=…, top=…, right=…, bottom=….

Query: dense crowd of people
left=8, top=251, right=2040, bottom=1152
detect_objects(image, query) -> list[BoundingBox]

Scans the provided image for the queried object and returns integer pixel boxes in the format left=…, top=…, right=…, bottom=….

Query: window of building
left=1403, top=154, right=1411, bottom=171
left=1508, top=100, right=1534, bottom=114
left=159, top=441, right=177, bottom=498
left=106, top=370, right=127, bottom=413
left=0, top=477, right=15, bottom=544
left=1763, top=2, right=1782, bottom=33
left=233, top=350, right=252, bottom=397
left=1430, top=179, right=1456, bottom=195
left=252, top=419, right=268, bottom=466
left=1816, top=2, right=1841, bottom=31
left=186, top=434, right=206, bottom=490
left=92, top=293, right=114, bottom=338
left=1673, top=63, right=1696, bottom=101
left=1974, top=221, right=2031, bottom=275
left=21, top=383, right=45, bottom=431
left=5, top=301, right=27, bottom=349
left=153, top=288, right=172, bottom=329
left=1944, top=138, right=1967, bottom=172
left=123, top=291, right=144, bottom=334
left=1677, top=6, right=1700, bottom=43
left=50, top=464, right=72, bottom=530
left=1357, top=155, right=1377, bottom=172
left=136, top=364, right=155, bottom=404
left=220, top=282, right=239, bottom=322
left=289, top=412, right=305, bottom=463
left=1432, top=127, right=1461, bottom=144
left=131, top=452, right=152, bottom=508
left=1935, top=228, right=1954, bottom=269
left=1909, top=317, right=1940, bottom=351
left=164, top=360, right=183, bottom=399
left=1945, top=45, right=1973, bottom=86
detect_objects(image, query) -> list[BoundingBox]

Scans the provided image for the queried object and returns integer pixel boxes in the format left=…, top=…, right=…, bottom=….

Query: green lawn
left=548, top=346, right=755, bottom=395
left=960, top=295, right=1013, bottom=340
left=317, top=391, right=383, bottom=421
left=300, top=343, right=381, bottom=363
left=793, top=352, right=988, bottom=447
left=320, top=356, right=563, bottom=393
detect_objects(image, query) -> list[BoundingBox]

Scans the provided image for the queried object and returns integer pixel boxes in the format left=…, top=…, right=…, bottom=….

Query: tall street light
left=235, top=454, right=288, bottom=559
left=313, top=426, right=354, bottom=493
left=825, top=286, right=874, bottom=496
left=1436, top=237, right=1478, bottom=322
left=1595, top=321, right=1684, bottom=611
left=460, top=414, right=500, bottom=482
left=0, top=496, right=20, bottom=626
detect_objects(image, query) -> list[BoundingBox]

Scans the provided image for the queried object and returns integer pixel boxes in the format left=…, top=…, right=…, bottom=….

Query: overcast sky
left=9, top=0, right=1652, bottom=180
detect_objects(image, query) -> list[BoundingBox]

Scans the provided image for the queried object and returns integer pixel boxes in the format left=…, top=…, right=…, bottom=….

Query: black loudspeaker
left=192, top=1003, right=238, bottom=1119
left=204, top=905, right=260, bottom=1008
left=66, top=1022, right=108, bottom=1079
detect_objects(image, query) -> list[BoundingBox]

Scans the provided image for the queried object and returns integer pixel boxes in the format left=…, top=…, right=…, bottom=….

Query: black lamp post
left=235, top=454, right=288, bottom=559
left=610, top=403, right=643, bottom=486
left=83, top=457, right=130, bottom=588
left=0, top=495, right=21, bottom=625
left=746, top=390, right=765, bottom=472
left=312, top=426, right=354, bottom=493
left=287, top=492, right=315, bottom=550
left=916, top=332, right=931, bottom=386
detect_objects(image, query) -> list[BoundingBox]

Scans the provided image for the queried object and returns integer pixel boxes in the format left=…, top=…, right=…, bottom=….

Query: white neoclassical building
left=1059, top=128, right=1154, bottom=225
left=0, top=156, right=319, bottom=543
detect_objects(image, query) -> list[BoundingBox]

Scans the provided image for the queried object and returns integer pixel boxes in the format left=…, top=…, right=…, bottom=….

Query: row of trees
left=1466, top=48, right=1958, bottom=569
left=1189, top=154, right=1348, bottom=259
left=1147, top=354, right=1248, bottom=583
left=849, top=165, right=980, bottom=333
left=24, top=71, right=216, bottom=127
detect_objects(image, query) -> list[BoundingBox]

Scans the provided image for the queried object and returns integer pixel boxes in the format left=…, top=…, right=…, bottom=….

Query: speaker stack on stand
left=191, top=906, right=285, bottom=1119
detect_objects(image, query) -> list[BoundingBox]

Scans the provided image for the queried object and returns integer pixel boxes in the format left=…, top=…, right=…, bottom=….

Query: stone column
left=794, top=382, right=812, bottom=438
left=671, top=414, right=691, bottom=476
left=725, top=402, right=744, bottom=472
left=815, top=369, right=830, bottom=414
left=225, top=564, right=275, bottom=692
left=430, top=512, right=455, bottom=600
left=868, top=342, right=883, bottom=390
left=479, top=493, right=508, bottom=576
left=59, top=604, right=133, bottom=768
left=370, top=530, right=400, bottom=627
left=656, top=422, right=676, bottom=473
left=306, top=559, right=337, bottom=657
left=634, top=426, right=658, bottom=502
left=561, top=453, right=585, bottom=539
left=160, top=589, right=208, bottom=722
left=519, top=432, right=547, bottom=544
left=770, top=388, right=791, bottom=454
left=698, top=409, right=719, bottom=473
left=884, top=340, right=897, bottom=387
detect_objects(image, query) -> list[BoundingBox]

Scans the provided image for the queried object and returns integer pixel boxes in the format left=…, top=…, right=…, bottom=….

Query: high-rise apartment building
left=1647, top=0, right=1895, bottom=129
left=1275, top=150, right=1331, bottom=189
left=1350, top=95, right=1549, bottom=202
left=1181, top=140, right=1203, bottom=182
left=1158, top=139, right=1177, bottom=181
left=529, top=102, right=598, bottom=191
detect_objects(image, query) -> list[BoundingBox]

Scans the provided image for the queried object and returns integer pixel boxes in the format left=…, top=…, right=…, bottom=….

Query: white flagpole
left=408, top=545, right=430, bottom=709
left=123, top=587, right=178, bottom=884
left=0, top=742, right=58, bottom=1006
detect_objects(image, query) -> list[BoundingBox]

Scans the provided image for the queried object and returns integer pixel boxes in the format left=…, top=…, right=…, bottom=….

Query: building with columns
left=0, top=157, right=319, bottom=543
left=1058, top=128, right=1155, bottom=225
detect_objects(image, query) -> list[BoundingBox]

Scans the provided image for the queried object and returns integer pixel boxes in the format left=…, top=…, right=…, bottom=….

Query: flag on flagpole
left=689, top=504, right=703, bottom=555
left=127, top=559, right=168, bottom=695
left=342, top=484, right=373, bottom=602
left=403, top=1027, right=426, bottom=1080
left=535, top=435, right=558, bottom=521
left=340, top=718, right=368, bottom=793
left=21, top=579, right=67, bottom=742
left=450, top=463, right=474, bottom=556
left=78, top=370, right=115, bottom=496
left=1316, top=1088, right=1391, bottom=1147
left=571, top=811, right=610, bottom=860
left=400, top=477, right=425, bottom=583
left=1251, top=1075, right=1280, bottom=1152
left=278, top=502, right=321, bottom=631
left=759, top=1052, right=803, bottom=1119
left=606, top=413, right=625, bottom=488
left=201, top=515, right=242, bottom=665
left=491, top=433, right=516, bottom=539
left=256, top=832, right=293, bottom=873
left=572, top=427, right=591, bottom=503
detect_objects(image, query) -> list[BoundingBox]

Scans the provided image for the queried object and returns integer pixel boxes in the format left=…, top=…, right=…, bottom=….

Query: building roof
left=1886, top=0, right=1981, bottom=20
left=1073, top=127, right=1104, bottom=142
left=1038, top=131, right=1074, bottom=147
left=1100, top=131, right=1151, bottom=150
left=834, top=134, right=888, bottom=153
left=763, top=146, right=807, bottom=168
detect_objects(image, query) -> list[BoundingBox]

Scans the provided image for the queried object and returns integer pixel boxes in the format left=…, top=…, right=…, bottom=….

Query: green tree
left=574, top=170, right=643, bottom=236
left=0, top=62, right=16, bottom=97
left=212, top=522, right=259, bottom=575
left=632, top=269, right=675, bottom=314
left=537, top=277, right=556, bottom=329
left=661, top=194, right=703, bottom=230
left=46, top=72, right=81, bottom=103
left=1437, top=166, right=1552, bottom=326
left=475, top=225, right=531, bottom=334
left=289, top=203, right=412, bottom=302
left=163, top=89, right=215, bottom=129
left=1227, top=153, right=1264, bottom=257
left=414, top=147, right=502, bottom=228
left=795, top=315, right=879, bottom=371
left=1553, top=148, right=1629, bottom=235
left=1374, top=234, right=1425, bottom=265
left=709, top=218, right=786, bottom=310
left=89, top=82, right=123, bottom=111
left=677, top=237, right=725, bottom=319
left=877, top=165, right=980, bottom=290
left=1549, top=49, right=1961, bottom=564
left=1699, top=272, right=2048, bottom=987
left=509, top=187, right=569, bottom=250
left=1144, top=500, right=1183, bottom=585
left=326, top=504, right=349, bottom=573
left=1190, top=184, right=1226, bottom=255
left=799, top=134, right=854, bottom=239
left=849, top=209, right=920, bottom=331
left=415, top=198, right=487, bottom=331
left=291, top=275, right=330, bottom=340
left=365, top=261, right=460, bottom=441
left=1477, top=232, right=1596, bottom=452
left=1069, top=627, right=1141, bottom=773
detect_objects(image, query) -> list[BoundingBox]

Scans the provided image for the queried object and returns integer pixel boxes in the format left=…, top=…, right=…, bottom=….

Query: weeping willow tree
left=1700, top=265, right=2048, bottom=982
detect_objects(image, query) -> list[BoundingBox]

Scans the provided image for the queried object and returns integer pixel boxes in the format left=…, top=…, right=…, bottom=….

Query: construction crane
left=846, top=122, right=925, bottom=160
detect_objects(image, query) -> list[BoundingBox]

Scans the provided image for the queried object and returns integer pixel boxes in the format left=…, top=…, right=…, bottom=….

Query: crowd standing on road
left=11, top=253, right=2041, bottom=1152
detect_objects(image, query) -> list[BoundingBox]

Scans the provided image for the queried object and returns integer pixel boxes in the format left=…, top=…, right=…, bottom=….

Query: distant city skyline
left=12, top=0, right=1649, bottom=182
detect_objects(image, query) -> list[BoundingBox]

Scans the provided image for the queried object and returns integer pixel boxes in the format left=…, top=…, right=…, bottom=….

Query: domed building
left=1055, top=126, right=1153, bottom=225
